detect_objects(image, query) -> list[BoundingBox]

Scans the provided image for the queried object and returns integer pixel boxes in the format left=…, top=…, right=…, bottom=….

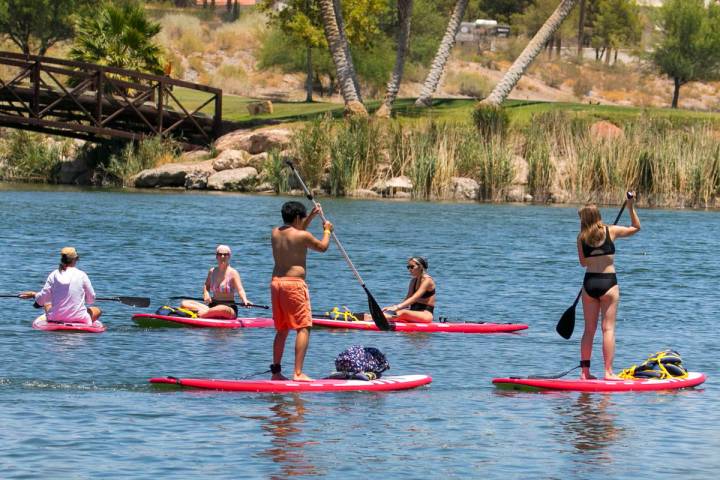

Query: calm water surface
left=0, top=184, right=717, bottom=479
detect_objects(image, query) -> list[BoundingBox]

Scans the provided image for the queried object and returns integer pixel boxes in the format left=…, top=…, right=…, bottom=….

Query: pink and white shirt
left=35, top=267, right=96, bottom=324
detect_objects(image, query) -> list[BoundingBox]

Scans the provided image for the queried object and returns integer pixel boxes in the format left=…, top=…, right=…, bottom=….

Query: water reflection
left=257, top=395, right=320, bottom=478
left=558, top=393, right=624, bottom=463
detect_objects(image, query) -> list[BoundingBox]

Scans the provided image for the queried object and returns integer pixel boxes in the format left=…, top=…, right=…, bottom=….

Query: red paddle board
left=132, top=313, right=274, bottom=329
left=32, top=314, right=105, bottom=333
left=492, top=372, right=707, bottom=392
left=312, top=317, right=528, bottom=333
left=150, top=374, right=432, bottom=393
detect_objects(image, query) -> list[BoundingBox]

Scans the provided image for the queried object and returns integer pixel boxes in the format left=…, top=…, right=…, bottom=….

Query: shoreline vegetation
left=0, top=102, right=718, bottom=210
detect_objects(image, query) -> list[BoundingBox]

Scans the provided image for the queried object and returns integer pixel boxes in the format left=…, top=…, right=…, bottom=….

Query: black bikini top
left=412, top=277, right=435, bottom=299
left=581, top=226, right=615, bottom=257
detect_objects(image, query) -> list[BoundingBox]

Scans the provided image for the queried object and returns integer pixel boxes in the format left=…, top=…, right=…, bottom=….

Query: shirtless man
left=270, top=201, right=333, bottom=381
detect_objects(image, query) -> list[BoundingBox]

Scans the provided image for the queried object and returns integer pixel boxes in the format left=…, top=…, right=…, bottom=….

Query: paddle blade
left=556, top=304, right=576, bottom=339
left=363, top=285, right=392, bottom=331
left=115, top=296, right=151, bottom=308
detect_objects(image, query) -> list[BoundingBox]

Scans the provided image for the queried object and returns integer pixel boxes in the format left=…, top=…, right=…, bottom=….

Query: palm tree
left=318, top=0, right=367, bottom=116
left=415, top=0, right=469, bottom=107
left=481, top=0, right=578, bottom=107
left=70, top=2, right=164, bottom=76
left=333, top=0, right=362, bottom=103
left=376, top=0, right=413, bottom=118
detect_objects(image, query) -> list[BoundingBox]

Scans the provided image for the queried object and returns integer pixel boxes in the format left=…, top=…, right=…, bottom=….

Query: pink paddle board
left=312, top=317, right=528, bottom=333
left=32, top=314, right=105, bottom=333
left=132, top=313, right=274, bottom=329
left=492, top=372, right=707, bottom=392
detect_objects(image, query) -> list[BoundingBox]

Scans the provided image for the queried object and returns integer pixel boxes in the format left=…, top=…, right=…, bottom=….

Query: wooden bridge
left=0, top=51, right=222, bottom=148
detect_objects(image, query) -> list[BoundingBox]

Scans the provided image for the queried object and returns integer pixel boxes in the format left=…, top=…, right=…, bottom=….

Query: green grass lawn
left=171, top=87, right=720, bottom=130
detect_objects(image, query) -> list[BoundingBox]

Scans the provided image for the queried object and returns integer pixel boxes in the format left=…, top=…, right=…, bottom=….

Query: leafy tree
left=478, top=0, right=532, bottom=24
left=590, top=0, right=640, bottom=64
left=512, top=0, right=578, bottom=56
left=651, top=0, right=720, bottom=108
left=0, top=0, right=95, bottom=56
left=70, top=1, right=164, bottom=76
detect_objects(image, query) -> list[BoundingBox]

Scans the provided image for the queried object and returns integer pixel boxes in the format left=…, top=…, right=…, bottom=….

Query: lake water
left=0, top=184, right=717, bottom=479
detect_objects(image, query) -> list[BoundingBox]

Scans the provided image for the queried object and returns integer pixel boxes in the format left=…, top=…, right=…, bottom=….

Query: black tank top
left=581, top=226, right=615, bottom=257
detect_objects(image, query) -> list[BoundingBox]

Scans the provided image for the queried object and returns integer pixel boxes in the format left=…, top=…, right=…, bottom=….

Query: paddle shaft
left=285, top=162, right=369, bottom=286
left=4, top=293, right=148, bottom=307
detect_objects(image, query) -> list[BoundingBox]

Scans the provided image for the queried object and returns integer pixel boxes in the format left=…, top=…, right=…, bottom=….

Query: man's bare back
left=271, top=205, right=333, bottom=278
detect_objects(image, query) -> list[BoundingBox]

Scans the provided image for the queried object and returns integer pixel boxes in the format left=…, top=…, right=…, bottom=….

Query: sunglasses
left=216, top=253, right=230, bottom=257
left=406, top=264, right=418, bottom=270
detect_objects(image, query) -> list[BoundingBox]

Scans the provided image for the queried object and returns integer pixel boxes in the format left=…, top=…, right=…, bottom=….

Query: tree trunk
left=605, top=45, right=611, bottom=64
left=333, top=0, right=363, bottom=103
left=577, top=0, right=586, bottom=59
left=672, top=77, right=681, bottom=108
left=318, top=0, right=367, bottom=116
left=415, top=0, right=469, bottom=107
left=377, top=0, right=413, bottom=118
left=614, top=48, right=618, bottom=65
left=481, top=0, right=578, bottom=107
left=305, top=47, right=313, bottom=102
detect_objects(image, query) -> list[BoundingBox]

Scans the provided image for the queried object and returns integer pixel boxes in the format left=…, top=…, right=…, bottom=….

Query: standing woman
left=20, top=247, right=101, bottom=325
left=577, top=192, right=640, bottom=380
left=181, top=245, right=250, bottom=319
left=382, top=256, right=436, bottom=324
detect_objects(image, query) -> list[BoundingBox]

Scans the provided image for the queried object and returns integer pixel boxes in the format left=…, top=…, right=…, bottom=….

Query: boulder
left=348, top=189, right=381, bottom=199
left=185, top=171, right=211, bottom=189
left=511, top=155, right=529, bottom=185
left=212, top=149, right=251, bottom=171
left=371, top=175, right=413, bottom=196
left=505, top=185, right=526, bottom=203
left=206, top=167, right=258, bottom=191
left=132, top=160, right=215, bottom=188
left=589, top=121, right=624, bottom=142
left=450, top=177, right=479, bottom=201
left=254, top=181, right=275, bottom=193
left=246, top=100, right=273, bottom=115
left=215, top=127, right=293, bottom=154
left=247, top=152, right=269, bottom=171
left=180, top=149, right=210, bottom=162
left=58, top=156, right=92, bottom=184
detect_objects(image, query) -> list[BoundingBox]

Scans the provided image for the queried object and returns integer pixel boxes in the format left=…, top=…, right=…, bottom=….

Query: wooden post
left=157, top=79, right=164, bottom=135
left=96, top=67, right=104, bottom=126
left=31, top=61, right=40, bottom=118
left=213, top=90, right=222, bottom=141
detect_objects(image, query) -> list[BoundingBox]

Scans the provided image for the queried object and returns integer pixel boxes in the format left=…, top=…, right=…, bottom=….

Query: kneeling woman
left=181, top=245, right=251, bottom=319
left=20, top=247, right=101, bottom=325
left=383, top=257, right=436, bottom=323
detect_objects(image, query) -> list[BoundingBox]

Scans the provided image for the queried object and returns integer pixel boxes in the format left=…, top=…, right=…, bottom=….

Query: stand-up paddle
left=555, top=193, right=632, bottom=339
left=5, top=293, right=150, bottom=308
left=168, top=296, right=269, bottom=309
left=285, top=161, right=392, bottom=331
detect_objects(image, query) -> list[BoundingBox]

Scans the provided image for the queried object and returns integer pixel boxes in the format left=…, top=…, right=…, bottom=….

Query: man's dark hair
left=281, top=201, right=307, bottom=224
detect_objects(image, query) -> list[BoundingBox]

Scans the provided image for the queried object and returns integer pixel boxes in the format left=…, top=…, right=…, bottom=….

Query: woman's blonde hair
left=578, top=204, right=605, bottom=246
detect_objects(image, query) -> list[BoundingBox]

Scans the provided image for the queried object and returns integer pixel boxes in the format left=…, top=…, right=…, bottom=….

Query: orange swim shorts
left=270, top=277, right=312, bottom=330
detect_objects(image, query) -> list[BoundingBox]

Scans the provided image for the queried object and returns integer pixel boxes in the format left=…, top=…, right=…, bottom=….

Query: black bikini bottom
left=409, top=303, right=435, bottom=313
left=209, top=300, right=238, bottom=316
left=583, top=273, right=618, bottom=300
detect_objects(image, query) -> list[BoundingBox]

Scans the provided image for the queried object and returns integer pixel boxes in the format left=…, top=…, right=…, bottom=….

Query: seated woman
left=181, top=245, right=251, bottom=319
left=20, top=247, right=102, bottom=325
left=382, top=256, right=436, bottom=324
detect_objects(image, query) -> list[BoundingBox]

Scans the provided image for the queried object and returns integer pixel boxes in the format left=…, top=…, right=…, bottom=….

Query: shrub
left=0, top=131, right=66, bottom=182
left=445, top=71, right=492, bottom=99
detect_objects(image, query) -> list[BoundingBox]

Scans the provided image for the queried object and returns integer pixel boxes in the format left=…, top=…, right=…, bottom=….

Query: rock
left=248, top=152, right=269, bottom=170
left=511, top=155, right=529, bottom=185
left=212, top=149, right=250, bottom=171
left=206, top=167, right=258, bottom=191
left=371, top=175, right=413, bottom=196
left=132, top=160, right=215, bottom=188
left=246, top=100, right=273, bottom=115
left=58, top=156, right=92, bottom=184
left=185, top=171, right=211, bottom=189
left=524, top=194, right=534, bottom=202
left=450, top=177, right=479, bottom=201
left=549, top=188, right=571, bottom=204
left=589, top=121, right=624, bottom=142
left=506, top=185, right=526, bottom=203
left=215, top=127, right=293, bottom=154
left=180, top=149, right=210, bottom=162
left=394, top=191, right=412, bottom=199
left=348, top=189, right=381, bottom=199
left=254, top=181, right=275, bottom=193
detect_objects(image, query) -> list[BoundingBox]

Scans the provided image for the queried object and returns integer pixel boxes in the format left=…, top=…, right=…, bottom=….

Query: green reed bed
left=272, top=112, right=720, bottom=207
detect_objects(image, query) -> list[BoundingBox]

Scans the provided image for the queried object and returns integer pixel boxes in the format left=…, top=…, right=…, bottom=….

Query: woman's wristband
left=324, top=229, right=331, bottom=235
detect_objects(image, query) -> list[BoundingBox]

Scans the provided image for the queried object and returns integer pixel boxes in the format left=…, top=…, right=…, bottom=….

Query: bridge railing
left=0, top=51, right=222, bottom=147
